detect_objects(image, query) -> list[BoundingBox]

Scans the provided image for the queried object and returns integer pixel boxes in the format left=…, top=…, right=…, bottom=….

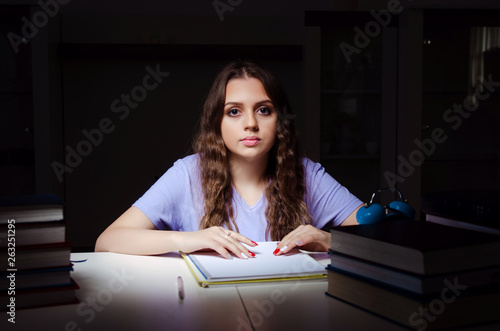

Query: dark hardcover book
left=0, top=220, right=66, bottom=247
left=0, top=194, right=63, bottom=207
left=1, top=242, right=72, bottom=270
left=1, top=278, right=79, bottom=311
left=328, top=252, right=500, bottom=296
left=0, top=265, right=73, bottom=291
left=326, top=269, right=500, bottom=330
left=330, top=219, right=500, bottom=275
left=426, top=214, right=500, bottom=236
left=422, top=189, right=500, bottom=235
left=0, top=194, right=63, bottom=224
left=421, top=189, right=499, bottom=228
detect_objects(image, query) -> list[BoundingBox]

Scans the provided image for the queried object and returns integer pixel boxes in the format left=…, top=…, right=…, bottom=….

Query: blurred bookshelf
left=306, top=11, right=398, bottom=201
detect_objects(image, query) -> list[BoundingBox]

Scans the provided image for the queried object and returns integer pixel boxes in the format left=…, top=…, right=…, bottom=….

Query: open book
left=182, top=241, right=327, bottom=287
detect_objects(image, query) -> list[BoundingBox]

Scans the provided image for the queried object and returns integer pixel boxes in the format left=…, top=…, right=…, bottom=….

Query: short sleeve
left=303, top=158, right=363, bottom=228
left=132, top=155, right=203, bottom=231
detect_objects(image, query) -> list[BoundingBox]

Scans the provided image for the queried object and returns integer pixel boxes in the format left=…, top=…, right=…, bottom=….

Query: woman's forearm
left=95, top=227, right=182, bottom=255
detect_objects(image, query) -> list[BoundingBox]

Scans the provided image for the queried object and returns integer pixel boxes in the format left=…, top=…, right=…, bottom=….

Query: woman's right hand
left=176, top=226, right=258, bottom=259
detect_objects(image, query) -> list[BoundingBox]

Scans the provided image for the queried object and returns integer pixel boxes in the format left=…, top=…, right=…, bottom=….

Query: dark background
left=1, top=0, right=499, bottom=250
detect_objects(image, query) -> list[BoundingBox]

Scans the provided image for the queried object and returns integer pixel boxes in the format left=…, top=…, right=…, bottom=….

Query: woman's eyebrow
left=255, top=99, right=273, bottom=105
left=224, top=99, right=273, bottom=107
left=224, top=101, right=243, bottom=107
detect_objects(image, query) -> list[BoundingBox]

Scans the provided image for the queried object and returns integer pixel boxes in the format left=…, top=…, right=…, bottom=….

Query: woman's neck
left=228, top=154, right=270, bottom=207
left=228, top=154, right=268, bottom=186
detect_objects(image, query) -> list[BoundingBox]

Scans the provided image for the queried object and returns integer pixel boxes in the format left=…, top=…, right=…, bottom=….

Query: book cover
left=0, top=265, right=73, bottom=291
left=1, top=278, right=79, bottom=311
left=330, top=219, right=500, bottom=275
left=1, top=242, right=72, bottom=270
left=327, top=252, right=500, bottom=296
left=0, top=220, right=66, bottom=247
left=0, top=194, right=63, bottom=207
left=426, top=214, right=500, bottom=236
left=326, top=269, right=500, bottom=330
left=0, top=194, right=64, bottom=224
left=421, top=189, right=498, bottom=226
left=422, top=189, right=500, bottom=235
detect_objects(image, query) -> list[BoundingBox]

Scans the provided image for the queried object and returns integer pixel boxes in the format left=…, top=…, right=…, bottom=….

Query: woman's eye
left=257, top=107, right=272, bottom=115
left=227, top=109, right=240, bottom=116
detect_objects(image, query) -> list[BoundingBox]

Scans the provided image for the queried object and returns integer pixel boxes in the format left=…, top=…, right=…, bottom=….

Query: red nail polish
left=273, top=248, right=280, bottom=255
left=248, top=251, right=255, bottom=257
left=251, top=241, right=258, bottom=246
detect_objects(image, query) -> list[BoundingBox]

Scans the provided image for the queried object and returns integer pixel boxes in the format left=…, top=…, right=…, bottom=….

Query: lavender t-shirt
left=132, top=154, right=362, bottom=241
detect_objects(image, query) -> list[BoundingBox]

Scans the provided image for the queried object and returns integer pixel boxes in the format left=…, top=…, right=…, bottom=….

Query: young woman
left=95, top=61, right=363, bottom=259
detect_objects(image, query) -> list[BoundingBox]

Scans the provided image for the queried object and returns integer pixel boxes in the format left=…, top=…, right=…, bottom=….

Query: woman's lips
left=241, top=137, right=261, bottom=147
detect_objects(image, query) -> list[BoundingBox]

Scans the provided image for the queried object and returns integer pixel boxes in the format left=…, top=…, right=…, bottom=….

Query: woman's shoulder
left=301, top=157, right=323, bottom=172
left=173, top=154, right=201, bottom=171
left=301, top=157, right=336, bottom=186
left=157, top=154, right=201, bottom=187
left=159, top=154, right=201, bottom=180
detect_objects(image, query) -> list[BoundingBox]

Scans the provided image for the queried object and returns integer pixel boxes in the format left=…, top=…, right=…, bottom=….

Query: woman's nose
left=244, top=112, right=258, bottom=131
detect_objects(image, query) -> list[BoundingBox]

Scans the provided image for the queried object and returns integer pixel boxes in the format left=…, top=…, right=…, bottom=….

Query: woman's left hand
left=272, top=224, right=330, bottom=256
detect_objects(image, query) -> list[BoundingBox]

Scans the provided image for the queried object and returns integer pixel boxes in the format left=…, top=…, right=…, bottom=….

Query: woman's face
left=221, top=77, right=278, bottom=163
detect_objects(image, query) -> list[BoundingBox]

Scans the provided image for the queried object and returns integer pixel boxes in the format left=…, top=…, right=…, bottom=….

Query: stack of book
left=327, top=219, right=500, bottom=330
left=0, top=195, right=78, bottom=310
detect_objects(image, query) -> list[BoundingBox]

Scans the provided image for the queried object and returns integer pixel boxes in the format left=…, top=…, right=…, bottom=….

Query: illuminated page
left=187, top=241, right=326, bottom=282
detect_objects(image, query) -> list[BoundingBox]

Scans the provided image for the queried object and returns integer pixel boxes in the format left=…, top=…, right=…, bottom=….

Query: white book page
left=188, top=241, right=326, bottom=281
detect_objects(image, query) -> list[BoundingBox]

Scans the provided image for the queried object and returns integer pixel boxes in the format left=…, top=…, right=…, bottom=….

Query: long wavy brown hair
left=193, top=61, right=310, bottom=240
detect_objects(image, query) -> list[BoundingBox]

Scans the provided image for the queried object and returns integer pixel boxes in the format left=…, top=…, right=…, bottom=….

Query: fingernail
left=273, top=248, right=280, bottom=255
left=227, top=254, right=233, bottom=260
left=280, top=245, right=288, bottom=252
left=251, top=241, right=258, bottom=246
left=296, top=240, right=302, bottom=245
left=248, top=251, right=255, bottom=257
left=241, top=252, right=249, bottom=259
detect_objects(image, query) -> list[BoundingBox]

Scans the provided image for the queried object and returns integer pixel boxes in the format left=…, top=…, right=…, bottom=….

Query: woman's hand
left=272, top=225, right=330, bottom=256
left=176, top=226, right=258, bottom=259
